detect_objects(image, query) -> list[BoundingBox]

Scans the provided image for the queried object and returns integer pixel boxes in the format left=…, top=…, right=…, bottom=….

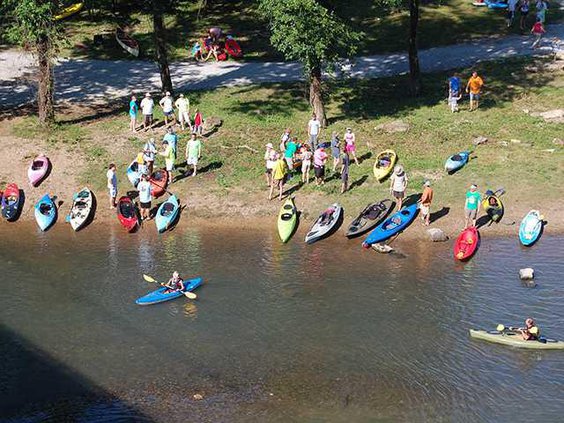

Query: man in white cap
left=175, top=93, right=191, bottom=131
left=390, top=165, right=408, bottom=210
left=140, top=92, right=154, bottom=132
left=159, top=91, right=175, bottom=127
left=420, top=180, right=433, bottom=226
left=464, top=183, right=481, bottom=228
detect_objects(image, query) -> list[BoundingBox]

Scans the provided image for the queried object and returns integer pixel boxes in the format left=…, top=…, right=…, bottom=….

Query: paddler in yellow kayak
left=517, top=318, right=540, bottom=341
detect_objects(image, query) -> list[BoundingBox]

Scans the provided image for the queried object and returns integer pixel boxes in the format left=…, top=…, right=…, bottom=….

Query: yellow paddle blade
left=183, top=291, right=197, bottom=300
left=496, top=324, right=505, bottom=332
left=143, top=274, right=157, bottom=283
left=456, top=252, right=464, bottom=259
left=529, top=326, right=539, bottom=335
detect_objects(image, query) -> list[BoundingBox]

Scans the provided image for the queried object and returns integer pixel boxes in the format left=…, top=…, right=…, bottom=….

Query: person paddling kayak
left=517, top=318, right=540, bottom=341
left=164, top=271, right=185, bottom=293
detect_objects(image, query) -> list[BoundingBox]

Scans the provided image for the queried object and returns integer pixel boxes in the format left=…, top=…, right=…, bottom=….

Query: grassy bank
left=2, top=56, right=563, bottom=234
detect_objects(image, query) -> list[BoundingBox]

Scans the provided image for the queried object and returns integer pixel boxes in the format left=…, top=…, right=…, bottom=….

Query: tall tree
left=407, top=0, right=421, bottom=96
left=3, top=0, right=61, bottom=125
left=150, top=0, right=173, bottom=94
left=259, top=0, right=359, bottom=126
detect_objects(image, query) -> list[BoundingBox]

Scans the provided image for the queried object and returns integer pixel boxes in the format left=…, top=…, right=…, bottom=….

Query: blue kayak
left=136, top=277, right=203, bottom=305
left=34, top=194, right=57, bottom=231
left=445, top=151, right=469, bottom=173
left=486, top=1, right=508, bottom=8
left=519, top=210, right=543, bottom=246
left=362, top=203, right=419, bottom=247
left=126, top=159, right=142, bottom=188
left=155, top=195, right=180, bottom=233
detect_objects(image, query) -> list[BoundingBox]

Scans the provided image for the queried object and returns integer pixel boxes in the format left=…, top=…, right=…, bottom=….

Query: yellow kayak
left=54, top=2, right=84, bottom=21
left=469, top=329, right=564, bottom=350
left=373, top=149, right=397, bottom=182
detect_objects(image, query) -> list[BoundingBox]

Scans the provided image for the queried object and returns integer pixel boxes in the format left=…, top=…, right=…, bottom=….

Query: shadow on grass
left=430, top=206, right=450, bottom=224
left=349, top=174, right=369, bottom=191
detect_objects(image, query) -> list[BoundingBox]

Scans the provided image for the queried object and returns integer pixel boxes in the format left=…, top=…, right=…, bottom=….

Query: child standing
left=531, top=18, right=546, bottom=49
left=193, top=109, right=203, bottom=135
left=300, top=146, right=313, bottom=184
left=343, top=128, right=359, bottom=166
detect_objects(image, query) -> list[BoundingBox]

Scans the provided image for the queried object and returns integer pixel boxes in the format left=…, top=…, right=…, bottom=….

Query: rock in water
left=473, top=136, right=488, bottom=146
left=519, top=268, right=534, bottom=280
left=372, top=243, right=394, bottom=253
left=427, top=228, right=449, bottom=242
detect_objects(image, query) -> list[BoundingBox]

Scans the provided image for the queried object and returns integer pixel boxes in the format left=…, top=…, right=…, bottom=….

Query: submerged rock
left=519, top=268, right=534, bottom=280
left=427, top=228, right=449, bottom=242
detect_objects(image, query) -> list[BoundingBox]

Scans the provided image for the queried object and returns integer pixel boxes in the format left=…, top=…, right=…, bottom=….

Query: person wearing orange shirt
left=465, top=71, right=484, bottom=111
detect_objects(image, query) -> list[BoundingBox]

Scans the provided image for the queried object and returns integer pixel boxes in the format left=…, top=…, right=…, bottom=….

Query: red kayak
left=149, top=169, right=168, bottom=198
left=225, top=37, right=242, bottom=58
left=454, top=227, right=479, bottom=261
left=117, top=196, right=138, bottom=232
left=1, top=183, right=22, bottom=221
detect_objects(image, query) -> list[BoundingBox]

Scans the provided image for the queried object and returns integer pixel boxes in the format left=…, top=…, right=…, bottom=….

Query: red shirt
left=532, top=22, right=545, bottom=34
left=194, top=113, right=203, bottom=125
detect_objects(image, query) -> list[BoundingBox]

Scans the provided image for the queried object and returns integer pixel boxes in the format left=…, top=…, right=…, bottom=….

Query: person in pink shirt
left=313, top=147, right=328, bottom=186
left=343, top=128, right=359, bottom=166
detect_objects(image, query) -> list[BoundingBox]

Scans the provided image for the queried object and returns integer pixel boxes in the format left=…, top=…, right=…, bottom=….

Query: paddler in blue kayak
left=517, top=318, right=540, bottom=341
left=164, top=271, right=185, bottom=293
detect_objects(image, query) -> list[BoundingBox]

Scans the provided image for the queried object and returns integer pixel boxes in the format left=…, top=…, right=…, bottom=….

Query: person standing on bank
left=340, top=151, right=350, bottom=194
left=344, top=128, right=359, bottom=166
left=464, top=184, right=481, bottom=228
left=137, top=174, right=152, bottom=221
left=185, top=133, right=202, bottom=177
left=140, top=93, right=154, bottom=132
left=106, top=163, right=117, bottom=209
left=330, top=131, right=340, bottom=173
left=175, top=93, right=192, bottom=131
left=159, top=91, right=176, bottom=127
left=420, top=180, right=433, bottom=226
left=307, top=113, right=321, bottom=151
left=143, top=138, right=157, bottom=175
left=390, top=165, right=408, bottom=210
left=466, top=71, right=484, bottom=112
left=129, top=95, right=138, bottom=132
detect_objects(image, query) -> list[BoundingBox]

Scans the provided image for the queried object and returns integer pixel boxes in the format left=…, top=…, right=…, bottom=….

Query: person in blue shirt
left=448, top=74, right=461, bottom=112
left=129, top=95, right=138, bottom=132
left=163, top=127, right=178, bottom=159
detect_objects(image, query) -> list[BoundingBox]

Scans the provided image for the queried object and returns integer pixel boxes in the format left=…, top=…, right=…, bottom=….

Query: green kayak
left=277, top=197, right=297, bottom=243
left=469, top=329, right=564, bottom=350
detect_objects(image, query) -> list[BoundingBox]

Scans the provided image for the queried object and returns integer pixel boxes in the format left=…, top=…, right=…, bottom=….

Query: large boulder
left=519, top=268, right=534, bottom=280
left=375, top=120, right=410, bottom=134
left=531, top=109, right=564, bottom=123
left=427, top=228, right=449, bottom=242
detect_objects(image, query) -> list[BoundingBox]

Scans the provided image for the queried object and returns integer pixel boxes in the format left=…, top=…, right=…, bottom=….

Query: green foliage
left=258, top=0, right=360, bottom=73
left=2, top=0, right=59, bottom=46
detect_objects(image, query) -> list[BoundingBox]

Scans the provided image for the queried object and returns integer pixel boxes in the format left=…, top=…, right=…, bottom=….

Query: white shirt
left=143, top=142, right=156, bottom=162
left=308, top=119, right=321, bottom=135
left=138, top=180, right=152, bottom=203
left=140, top=98, right=154, bottom=115
left=391, top=173, right=407, bottom=192
left=106, top=169, right=117, bottom=189
left=175, top=97, right=189, bottom=113
left=159, top=96, right=173, bottom=113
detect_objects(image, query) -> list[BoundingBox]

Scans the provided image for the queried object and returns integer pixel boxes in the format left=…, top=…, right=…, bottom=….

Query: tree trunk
left=36, top=35, right=55, bottom=125
left=408, top=0, right=421, bottom=96
left=309, top=66, right=327, bottom=127
left=152, top=8, right=173, bottom=94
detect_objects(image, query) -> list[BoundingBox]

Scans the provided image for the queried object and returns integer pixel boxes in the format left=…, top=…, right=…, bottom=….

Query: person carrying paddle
left=464, top=184, right=481, bottom=228
left=129, top=95, right=138, bottom=132
left=517, top=318, right=540, bottom=340
left=164, top=271, right=185, bottom=293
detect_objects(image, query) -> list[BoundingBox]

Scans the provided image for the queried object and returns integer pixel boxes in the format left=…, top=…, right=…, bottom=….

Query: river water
left=0, top=223, right=563, bottom=422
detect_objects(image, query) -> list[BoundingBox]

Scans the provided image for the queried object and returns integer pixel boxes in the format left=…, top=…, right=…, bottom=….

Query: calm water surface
left=0, top=223, right=563, bottom=422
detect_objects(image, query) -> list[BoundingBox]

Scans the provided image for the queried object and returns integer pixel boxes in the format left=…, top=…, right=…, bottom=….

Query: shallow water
left=0, top=223, right=563, bottom=422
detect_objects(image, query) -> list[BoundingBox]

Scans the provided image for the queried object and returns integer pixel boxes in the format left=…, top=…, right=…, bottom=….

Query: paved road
left=1, top=24, right=562, bottom=108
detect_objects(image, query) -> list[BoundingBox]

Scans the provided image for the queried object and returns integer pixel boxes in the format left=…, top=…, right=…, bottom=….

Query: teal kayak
left=155, top=195, right=180, bottom=233
left=135, top=277, right=203, bottom=305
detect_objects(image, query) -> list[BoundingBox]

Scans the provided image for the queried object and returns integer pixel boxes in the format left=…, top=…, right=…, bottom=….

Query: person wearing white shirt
left=307, top=114, right=321, bottom=151
left=140, top=93, right=154, bottom=132
left=106, top=163, right=118, bottom=209
left=507, top=0, right=519, bottom=27
left=137, top=174, right=152, bottom=221
left=159, top=91, right=176, bottom=127
left=175, top=93, right=192, bottom=131
left=143, top=138, right=157, bottom=175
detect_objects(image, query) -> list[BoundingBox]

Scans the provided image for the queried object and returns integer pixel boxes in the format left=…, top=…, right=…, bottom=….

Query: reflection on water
left=0, top=223, right=563, bottom=422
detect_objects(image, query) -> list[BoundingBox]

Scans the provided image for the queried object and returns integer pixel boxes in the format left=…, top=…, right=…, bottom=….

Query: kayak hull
left=150, top=169, right=169, bottom=199
left=454, top=227, right=479, bottom=261
left=373, top=150, right=397, bottom=182
left=346, top=199, right=394, bottom=238
left=54, top=2, right=83, bottom=20
left=225, top=37, right=243, bottom=58
left=116, top=28, right=140, bottom=57
left=445, top=152, right=469, bottom=173
left=277, top=197, right=297, bottom=243
left=136, top=277, right=203, bottom=305
left=27, top=155, right=50, bottom=187
left=117, top=196, right=138, bottom=232
left=469, top=329, right=564, bottom=350
left=1, top=183, right=22, bottom=222
left=305, top=203, right=343, bottom=244
left=482, top=192, right=504, bottom=223
left=363, top=203, right=418, bottom=246
left=126, top=160, right=142, bottom=188
left=69, top=188, right=94, bottom=231
left=34, top=194, right=57, bottom=231
left=155, top=195, right=180, bottom=233
left=519, top=210, right=543, bottom=246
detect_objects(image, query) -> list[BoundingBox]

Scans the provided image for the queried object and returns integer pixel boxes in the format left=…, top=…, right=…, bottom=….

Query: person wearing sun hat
left=390, top=164, right=408, bottom=210
left=464, top=183, right=481, bottom=228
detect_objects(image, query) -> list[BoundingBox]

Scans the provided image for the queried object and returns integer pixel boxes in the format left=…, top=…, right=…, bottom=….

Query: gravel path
left=1, top=24, right=562, bottom=108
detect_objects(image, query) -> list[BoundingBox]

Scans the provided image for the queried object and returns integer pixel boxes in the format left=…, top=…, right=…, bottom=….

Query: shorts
left=301, top=160, right=311, bottom=173
left=469, top=92, right=480, bottom=101
left=179, top=111, right=190, bottom=124
left=331, top=148, right=340, bottom=158
left=108, top=187, right=117, bottom=198
left=420, top=204, right=430, bottom=216
left=164, top=110, right=174, bottom=117
left=345, top=144, right=356, bottom=153
left=144, top=114, right=153, bottom=125
left=309, top=134, right=318, bottom=146
left=465, top=208, right=478, bottom=219
left=187, top=156, right=198, bottom=166
left=265, top=168, right=272, bottom=174
left=140, top=201, right=151, bottom=209
left=129, top=112, right=137, bottom=119
left=520, top=10, right=528, bottom=17
left=314, top=166, right=325, bottom=178
left=341, top=171, right=348, bottom=183
left=507, top=10, right=515, bottom=19
left=392, top=190, right=405, bottom=199
left=285, top=157, right=293, bottom=169
left=165, top=159, right=174, bottom=171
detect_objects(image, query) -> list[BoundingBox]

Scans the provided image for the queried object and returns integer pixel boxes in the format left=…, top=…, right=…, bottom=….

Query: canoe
left=155, top=195, right=180, bottom=233
left=54, top=2, right=83, bottom=20
left=482, top=190, right=504, bottom=223
left=34, top=194, right=57, bottom=231
left=126, top=159, right=142, bottom=188
left=136, top=277, right=203, bottom=306
left=150, top=169, right=168, bottom=199
left=445, top=151, right=469, bottom=173
left=116, top=28, right=140, bottom=57
left=373, top=150, right=397, bottom=182
left=346, top=199, right=394, bottom=238
left=519, top=210, right=543, bottom=246
left=454, top=226, right=479, bottom=261
left=277, top=197, right=297, bottom=243
left=1, top=183, right=22, bottom=222
left=225, top=37, right=243, bottom=58
left=117, top=196, right=138, bottom=232
left=469, top=329, right=564, bottom=350
left=305, top=203, right=343, bottom=244
left=27, top=155, right=50, bottom=187
left=69, top=187, right=93, bottom=231
left=362, top=203, right=418, bottom=247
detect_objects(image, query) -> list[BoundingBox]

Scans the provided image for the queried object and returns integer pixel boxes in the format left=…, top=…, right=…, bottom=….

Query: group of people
left=447, top=71, right=484, bottom=113
left=264, top=115, right=362, bottom=200
left=505, top=0, right=548, bottom=31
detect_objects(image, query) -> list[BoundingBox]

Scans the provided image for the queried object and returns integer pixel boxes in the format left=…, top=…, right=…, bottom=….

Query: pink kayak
left=28, top=155, right=50, bottom=187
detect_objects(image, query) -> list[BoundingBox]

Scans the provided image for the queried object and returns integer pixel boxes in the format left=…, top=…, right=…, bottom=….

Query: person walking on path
left=284, top=137, right=298, bottom=173
left=464, top=184, right=481, bottom=228
left=344, top=128, right=359, bottom=166
left=129, top=95, right=138, bottom=132
left=330, top=132, right=340, bottom=172
left=535, top=0, right=547, bottom=24
left=269, top=153, right=287, bottom=201
left=140, top=93, right=154, bottom=132
left=340, top=151, right=350, bottom=194
left=159, top=140, right=175, bottom=185
left=390, top=165, right=408, bottom=210
left=313, top=147, right=328, bottom=186
left=507, top=0, right=519, bottom=27
left=466, top=71, right=484, bottom=111
left=143, top=138, right=157, bottom=175
left=193, top=109, right=203, bottom=135
left=280, top=128, right=291, bottom=153
left=264, top=143, right=277, bottom=186
left=300, top=145, right=313, bottom=184
left=106, top=163, right=117, bottom=209
left=308, top=114, right=321, bottom=151
left=159, top=91, right=176, bottom=127
left=137, top=174, right=152, bottom=221
left=520, top=0, right=530, bottom=31
left=175, top=94, right=192, bottom=131
left=419, top=180, right=433, bottom=226
left=448, top=73, right=462, bottom=113
left=531, top=18, right=546, bottom=49
left=185, top=133, right=202, bottom=177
